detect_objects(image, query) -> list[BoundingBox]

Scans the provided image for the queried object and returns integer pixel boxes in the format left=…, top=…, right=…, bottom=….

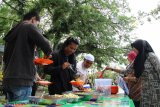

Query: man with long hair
left=44, top=37, right=79, bottom=94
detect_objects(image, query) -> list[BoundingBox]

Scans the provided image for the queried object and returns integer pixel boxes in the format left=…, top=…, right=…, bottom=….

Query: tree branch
left=2, top=0, right=19, bottom=12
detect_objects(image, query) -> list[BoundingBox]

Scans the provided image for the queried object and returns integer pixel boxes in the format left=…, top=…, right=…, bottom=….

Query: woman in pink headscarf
left=106, top=51, right=141, bottom=107
left=127, top=51, right=137, bottom=62
left=125, top=51, right=141, bottom=107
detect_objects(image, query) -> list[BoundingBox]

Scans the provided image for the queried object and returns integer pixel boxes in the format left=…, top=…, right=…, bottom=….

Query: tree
left=137, top=3, right=160, bottom=23
left=0, top=0, right=136, bottom=68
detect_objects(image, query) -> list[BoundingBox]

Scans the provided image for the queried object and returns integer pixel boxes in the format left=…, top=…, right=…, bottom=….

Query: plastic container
left=94, top=79, right=112, bottom=96
left=43, top=95, right=67, bottom=105
left=83, top=84, right=91, bottom=91
left=83, top=84, right=90, bottom=88
left=75, top=92, right=102, bottom=101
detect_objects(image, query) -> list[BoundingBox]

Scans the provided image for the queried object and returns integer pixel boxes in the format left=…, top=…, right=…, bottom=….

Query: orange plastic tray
left=70, top=81, right=84, bottom=87
left=34, top=58, right=53, bottom=65
left=36, top=80, right=52, bottom=86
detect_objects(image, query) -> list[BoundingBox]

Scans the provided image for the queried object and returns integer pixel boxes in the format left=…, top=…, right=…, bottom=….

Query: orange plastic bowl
left=70, top=81, right=84, bottom=87
left=111, top=85, right=118, bottom=94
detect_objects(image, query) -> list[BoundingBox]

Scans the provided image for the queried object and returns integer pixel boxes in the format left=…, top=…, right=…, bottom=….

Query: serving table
left=0, top=93, right=135, bottom=107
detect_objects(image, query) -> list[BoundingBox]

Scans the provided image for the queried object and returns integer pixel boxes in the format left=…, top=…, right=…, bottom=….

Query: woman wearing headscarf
left=131, top=39, right=160, bottom=107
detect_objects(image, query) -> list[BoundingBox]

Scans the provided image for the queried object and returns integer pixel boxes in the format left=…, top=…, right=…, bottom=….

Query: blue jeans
left=4, top=85, right=32, bottom=102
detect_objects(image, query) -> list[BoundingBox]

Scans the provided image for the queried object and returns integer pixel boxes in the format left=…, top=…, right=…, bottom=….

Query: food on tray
left=54, top=93, right=79, bottom=98
left=63, top=93, right=81, bottom=103
left=53, top=94, right=63, bottom=98
left=43, top=93, right=81, bottom=103
left=63, top=93, right=79, bottom=98
left=44, top=93, right=79, bottom=99
left=75, top=77, right=81, bottom=81
left=84, top=88, right=92, bottom=92
left=42, top=94, right=62, bottom=100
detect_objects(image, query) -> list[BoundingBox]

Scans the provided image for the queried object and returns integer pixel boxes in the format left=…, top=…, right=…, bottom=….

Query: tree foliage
left=0, top=0, right=136, bottom=68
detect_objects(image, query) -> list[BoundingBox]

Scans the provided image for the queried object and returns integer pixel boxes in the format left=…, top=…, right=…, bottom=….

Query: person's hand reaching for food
left=105, top=66, right=113, bottom=70
left=105, top=66, right=122, bottom=73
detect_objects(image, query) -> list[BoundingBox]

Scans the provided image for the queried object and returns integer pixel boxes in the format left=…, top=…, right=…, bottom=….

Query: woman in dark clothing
left=44, top=37, right=79, bottom=94
left=105, top=51, right=141, bottom=107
